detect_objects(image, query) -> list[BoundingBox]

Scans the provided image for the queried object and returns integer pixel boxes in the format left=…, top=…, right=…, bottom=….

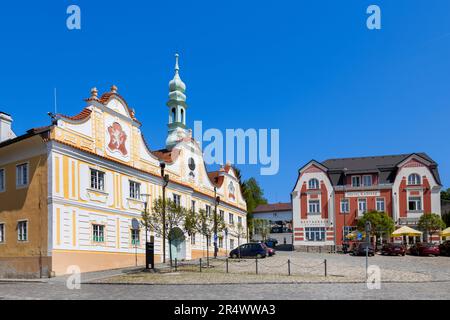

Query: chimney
left=0, top=112, right=16, bottom=143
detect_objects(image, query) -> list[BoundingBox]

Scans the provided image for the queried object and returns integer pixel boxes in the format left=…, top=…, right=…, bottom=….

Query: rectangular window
left=17, top=221, right=28, bottom=242
left=0, top=168, right=5, bottom=192
left=305, top=227, right=325, bottom=242
left=0, top=223, right=4, bottom=243
left=343, top=226, right=357, bottom=239
left=308, top=200, right=320, bottom=214
left=340, top=199, right=349, bottom=213
left=16, top=163, right=28, bottom=188
left=229, top=213, right=234, bottom=225
left=352, top=176, right=361, bottom=187
left=93, top=224, right=105, bottom=243
left=408, top=196, right=422, bottom=212
left=358, top=199, right=367, bottom=215
left=238, top=216, right=242, bottom=225
left=206, top=205, right=211, bottom=217
left=172, top=194, right=181, bottom=206
left=191, top=233, right=196, bottom=245
left=363, top=175, right=373, bottom=187
left=230, top=239, right=235, bottom=250
left=131, top=229, right=140, bottom=245
left=90, top=169, right=105, bottom=191
left=219, top=210, right=224, bottom=220
left=129, top=181, right=141, bottom=199
left=376, top=198, right=385, bottom=212
left=191, top=200, right=196, bottom=213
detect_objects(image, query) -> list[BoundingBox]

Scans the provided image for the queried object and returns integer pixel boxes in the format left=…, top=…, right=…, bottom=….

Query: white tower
left=165, top=53, right=189, bottom=149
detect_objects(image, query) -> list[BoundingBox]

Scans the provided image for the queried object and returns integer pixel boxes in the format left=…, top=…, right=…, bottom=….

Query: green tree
left=146, top=197, right=188, bottom=265
left=234, top=222, right=247, bottom=258
left=253, top=219, right=271, bottom=241
left=418, top=213, right=446, bottom=242
left=442, top=212, right=450, bottom=228
left=357, top=210, right=395, bottom=243
left=441, top=188, right=450, bottom=201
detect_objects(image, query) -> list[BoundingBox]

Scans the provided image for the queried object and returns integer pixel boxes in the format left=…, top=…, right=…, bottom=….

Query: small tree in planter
left=234, top=222, right=247, bottom=258
left=253, top=219, right=271, bottom=241
left=147, top=197, right=188, bottom=266
left=418, top=213, right=445, bottom=243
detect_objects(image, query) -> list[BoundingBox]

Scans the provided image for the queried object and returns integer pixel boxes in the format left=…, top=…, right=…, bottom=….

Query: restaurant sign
left=345, top=191, right=380, bottom=198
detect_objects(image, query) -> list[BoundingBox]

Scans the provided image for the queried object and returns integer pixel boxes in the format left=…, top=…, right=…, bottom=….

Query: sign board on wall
left=345, top=191, right=380, bottom=198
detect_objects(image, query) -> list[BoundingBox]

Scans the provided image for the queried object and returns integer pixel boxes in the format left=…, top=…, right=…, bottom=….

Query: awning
left=440, top=227, right=450, bottom=237
left=392, top=226, right=422, bottom=237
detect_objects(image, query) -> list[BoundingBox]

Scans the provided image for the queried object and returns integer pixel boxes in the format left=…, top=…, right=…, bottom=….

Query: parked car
left=352, top=243, right=375, bottom=256
left=229, top=243, right=267, bottom=259
left=439, top=241, right=450, bottom=256
left=409, top=243, right=440, bottom=256
left=261, top=243, right=276, bottom=256
left=264, top=238, right=278, bottom=248
left=381, top=243, right=406, bottom=256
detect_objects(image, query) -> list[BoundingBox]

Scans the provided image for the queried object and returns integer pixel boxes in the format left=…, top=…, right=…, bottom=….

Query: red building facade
left=291, top=153, right=442, bottom=250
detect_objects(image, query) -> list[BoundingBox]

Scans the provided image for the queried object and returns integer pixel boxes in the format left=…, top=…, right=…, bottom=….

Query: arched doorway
left=169, top=227, right=186, bottom=261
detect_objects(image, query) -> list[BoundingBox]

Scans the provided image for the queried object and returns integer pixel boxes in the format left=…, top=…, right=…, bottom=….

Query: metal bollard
left=324, top=259, right=327, bottom=277
left=288, top=259, right=291, bottom=276
left=199, top=258, right=202, bottom=272
left=256, top=257, right=258, bottom=275
left=226, top=258, right=229, bottom=273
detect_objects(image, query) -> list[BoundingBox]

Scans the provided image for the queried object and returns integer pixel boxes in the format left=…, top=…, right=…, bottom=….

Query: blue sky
left=0, top=1, right=449, bottom=202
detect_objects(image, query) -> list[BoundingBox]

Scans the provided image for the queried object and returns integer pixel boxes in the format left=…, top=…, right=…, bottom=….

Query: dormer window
left=362, top=175, right=372, bottom=187
left=351, top=176, right=361, bottom=187
left=408, top=173, right=421, bottom=185
left=308, top=178, right=319, bottom=190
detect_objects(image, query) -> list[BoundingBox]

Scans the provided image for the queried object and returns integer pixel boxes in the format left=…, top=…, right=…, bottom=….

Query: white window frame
left=305, top=227, right=326, bottom=242
left=206, top=205, right=211, bottom=217
left=408, top=174, right=421, bottom=186
left=352, top=176, right=361, bottom=187
left=230, top=238, right=235, bottom=250
left=191, top=233, right=196, bottom=245
left=408, top=196, right=423, bottom=212
left=0, top=168, right=5, bottom=192
left=362, top=175, right=373, bottom=187
left=173, top=194, right=181, bottom=207
left=90, top=169, right=105, bottom=191
left=92, top=224, right=105, bottom=243
left=308, top=199, right=321, bottom=214
left=358, top=198, right=367, bottom=215
left=16, top=163, right=29, bottom=189
left=229, top=213, right=234, bottom=225
left=340, top=198, right=350, bottom=213
left=129, top=180, right=141, bottom=200
left=308, top=178, right=319, bottom=190
left=219, top=210, right=225, bottom=220
left=131, top=228, right=140, bottom=246
left=17, top=220, right=28, bottom=242
left=0, top=223, right=5, bottom=243
left=376, top=197, right=385, bottom=212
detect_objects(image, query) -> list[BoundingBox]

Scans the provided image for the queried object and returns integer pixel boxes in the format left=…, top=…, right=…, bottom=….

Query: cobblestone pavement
left=0, top=281, right=449, bottom=300
left=0, top=252, right=449, bottom=300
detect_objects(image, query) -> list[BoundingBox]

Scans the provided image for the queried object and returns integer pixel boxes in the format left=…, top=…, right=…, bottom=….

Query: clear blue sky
left=0, top=1, right=449, bottom=202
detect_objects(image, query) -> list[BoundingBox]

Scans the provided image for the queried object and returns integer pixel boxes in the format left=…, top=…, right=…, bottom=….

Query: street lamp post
left=213, top=186, right=220, bottom=258
left=141, top=193, right=150, bottom=269
left=160, top=162, right=170, bottom=264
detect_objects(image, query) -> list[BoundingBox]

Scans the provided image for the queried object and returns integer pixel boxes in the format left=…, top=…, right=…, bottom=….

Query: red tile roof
left=254, top=202, right=292, bottom=213
left=57, top=108, right=92, bottom=121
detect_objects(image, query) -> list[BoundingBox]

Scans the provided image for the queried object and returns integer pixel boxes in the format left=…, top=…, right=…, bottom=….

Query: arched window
left=308, top=178, right=319, bottom=190
left=171, top=108, right=176, bottom=123
left=408, top=173, right=421, bottom=185
left=181, top=108, right=184, bottom=124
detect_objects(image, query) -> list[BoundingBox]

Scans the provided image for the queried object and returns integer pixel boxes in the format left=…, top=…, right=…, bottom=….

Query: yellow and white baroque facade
left=0, top=60, right=247, bottom=277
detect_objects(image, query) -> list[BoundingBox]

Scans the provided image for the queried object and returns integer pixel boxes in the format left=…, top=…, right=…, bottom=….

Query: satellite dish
left=131, top=218, right=140, bottom=230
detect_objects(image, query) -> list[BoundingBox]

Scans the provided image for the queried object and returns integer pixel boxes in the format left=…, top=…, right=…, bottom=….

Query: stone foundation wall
left=0, top=256, right=52, bottom=279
